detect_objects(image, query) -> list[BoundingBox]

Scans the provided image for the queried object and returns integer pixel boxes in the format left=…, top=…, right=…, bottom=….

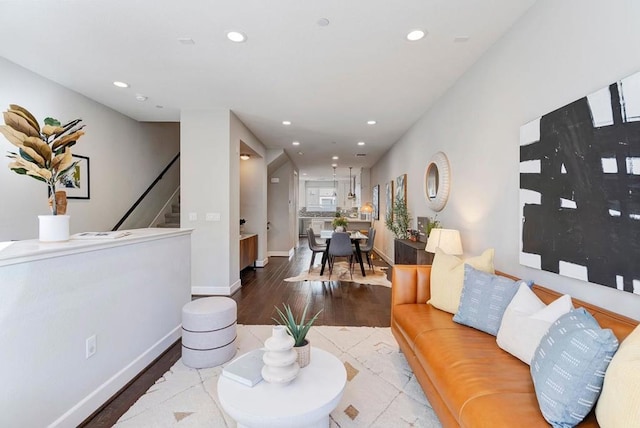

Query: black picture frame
left=59, top=154, right=90, bottom=199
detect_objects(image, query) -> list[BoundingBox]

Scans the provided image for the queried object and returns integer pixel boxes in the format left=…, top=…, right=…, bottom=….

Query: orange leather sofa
left=391, top=265, right=638, bottom=428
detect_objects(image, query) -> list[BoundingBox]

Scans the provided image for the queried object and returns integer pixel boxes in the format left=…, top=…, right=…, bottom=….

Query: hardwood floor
left=81, top=238, right=392, bottom=427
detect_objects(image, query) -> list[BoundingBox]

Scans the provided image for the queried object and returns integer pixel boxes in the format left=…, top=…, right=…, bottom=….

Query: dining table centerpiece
left=0, top=104, right=86, bottom=241
left=331, top=212, right=348, bottom=232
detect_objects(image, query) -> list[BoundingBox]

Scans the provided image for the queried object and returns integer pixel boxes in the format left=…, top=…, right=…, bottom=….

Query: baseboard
left=192, top=278, right=242, bottom=296
left=267, top=247, right=295, bottom=259
left=50, top=326, right=182, bottom=428
left=374, top=246, right=393, bottom=265
left=255, top=257, right=269, bottom=267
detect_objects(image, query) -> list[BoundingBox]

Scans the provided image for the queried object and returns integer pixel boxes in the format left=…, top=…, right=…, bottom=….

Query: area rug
left=285, top=261, right=392, bottom=287
left=115, top=325, right=441, bottom=427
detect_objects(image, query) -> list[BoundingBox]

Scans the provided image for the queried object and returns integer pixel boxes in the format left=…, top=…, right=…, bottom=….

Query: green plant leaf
left=44, top=117, right=61, bottom=126
left=272, top=303, right=323, bottom=346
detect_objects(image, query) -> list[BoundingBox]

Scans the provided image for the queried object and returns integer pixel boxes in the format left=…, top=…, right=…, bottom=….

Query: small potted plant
left=331, top=212, right=348, bottom=232
left=273, top=302, right=322, bottom=368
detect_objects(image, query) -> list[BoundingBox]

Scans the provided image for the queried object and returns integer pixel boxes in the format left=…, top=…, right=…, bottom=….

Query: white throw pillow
left=496, top=283, right=573, bottom=364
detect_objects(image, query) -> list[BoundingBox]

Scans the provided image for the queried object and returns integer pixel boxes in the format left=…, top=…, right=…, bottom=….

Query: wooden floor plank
left=81, top=238, right=391, bottom=427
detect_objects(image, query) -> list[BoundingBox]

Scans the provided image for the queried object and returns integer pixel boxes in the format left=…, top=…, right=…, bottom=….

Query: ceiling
left=0, top=0, right=536, bottom=180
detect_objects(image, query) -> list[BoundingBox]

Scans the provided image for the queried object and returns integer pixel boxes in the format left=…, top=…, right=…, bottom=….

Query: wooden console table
left=394, top=238, right=434, bottom=265
left=240, top=233, right=258, bottom=270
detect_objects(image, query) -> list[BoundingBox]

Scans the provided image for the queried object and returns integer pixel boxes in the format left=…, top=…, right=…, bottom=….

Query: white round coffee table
left=218, top=347, right=346, bottom=428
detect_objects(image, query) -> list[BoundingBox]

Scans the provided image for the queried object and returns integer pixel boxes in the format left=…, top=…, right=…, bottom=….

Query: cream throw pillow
left=596, top=324, right=640, bottom=427
left=427, top=248, right=494, bottom=314
left=496, top=283, right=573, bottom=364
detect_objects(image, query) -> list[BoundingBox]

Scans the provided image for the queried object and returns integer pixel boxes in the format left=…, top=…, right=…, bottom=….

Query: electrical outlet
left=86, top=335, right=97, bottom=359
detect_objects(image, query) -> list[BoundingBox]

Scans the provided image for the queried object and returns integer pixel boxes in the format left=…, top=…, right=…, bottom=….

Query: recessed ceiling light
left=155, top=105, right=164, bottom=109
left=282, top=120, right=292, bottom=126
left=226, top=31, right=247, bottom=43
left=357, top=141, right=366, bottom=146
left=332, top=156, right=339, bottom=160
left=240, top=154, right=250, bottom=160
left=177, top=37, right=195, bottom=45
left=454, top=36, right=470, bottom=43
left=298, top=151, right=304, bottom=155
left=367, top=120, right=377, bottom=125
left=331, top=163, right=338, bottom=167
left=406, top=30, right=426, bottom=41
left=113, top=81, right=129, bottom=88
left=292, top=141, right=300, bottom=146
left=317, top=18, right=330, bottom=27
left=135, top=94, right=148, bottom=102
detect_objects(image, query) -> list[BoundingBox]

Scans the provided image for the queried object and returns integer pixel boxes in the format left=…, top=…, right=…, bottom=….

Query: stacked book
left=221, top=349, right=265, bottom=387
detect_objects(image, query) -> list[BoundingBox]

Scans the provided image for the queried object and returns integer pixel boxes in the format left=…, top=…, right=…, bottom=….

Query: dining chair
left=327, top=231, right=355, bottom=280
left=307, top=227, right=327, bottom=273
left=359, top=228, right=376, bottom=272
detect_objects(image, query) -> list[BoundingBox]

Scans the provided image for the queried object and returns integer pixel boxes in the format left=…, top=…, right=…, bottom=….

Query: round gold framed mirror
left=424, top=151, right=451, bottom=212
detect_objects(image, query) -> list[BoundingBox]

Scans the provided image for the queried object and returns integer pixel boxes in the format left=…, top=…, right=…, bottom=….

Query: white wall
left=371, top=0, right=640, bottom=320
left=233, top=112, right=269, bottom=267
left=0, top=58, right=180, bottom=241
left=0, top=230, right=191, bottom=427
left=181, top=109, right=239, bottom=295
left=268, top=161, right=297, bottom=256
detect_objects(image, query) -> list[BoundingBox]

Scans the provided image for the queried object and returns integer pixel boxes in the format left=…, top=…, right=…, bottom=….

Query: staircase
left=156, top=199, right=181, bottom=228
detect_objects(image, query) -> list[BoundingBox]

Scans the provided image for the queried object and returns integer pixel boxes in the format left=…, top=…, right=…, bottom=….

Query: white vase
left=38, top=215, right=70, bottom=242
left=261, top=326, right=299, bottom=385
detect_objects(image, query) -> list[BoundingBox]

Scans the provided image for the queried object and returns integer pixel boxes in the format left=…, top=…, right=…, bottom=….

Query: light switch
left=206, top=212, right=221, bottom=222
left=188, top=212, right=197, bottom=221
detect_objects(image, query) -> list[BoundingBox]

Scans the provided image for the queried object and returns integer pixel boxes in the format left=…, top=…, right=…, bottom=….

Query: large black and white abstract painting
left=520, top=71, right=640, bottom=295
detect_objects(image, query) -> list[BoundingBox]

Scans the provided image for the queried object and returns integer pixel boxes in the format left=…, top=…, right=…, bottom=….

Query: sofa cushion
left=453, top=265, right=524, bottom=336
left=392, top=303, right=470, bottom=352
left=531, top=308, right=619, bottom=427
left=596, top=324, right=640, bottom=427
left=497, top=283, right=573, bottom=364
left=428, top=248, right=494, bottom=314
left=414, top=327, right=534, bottom=420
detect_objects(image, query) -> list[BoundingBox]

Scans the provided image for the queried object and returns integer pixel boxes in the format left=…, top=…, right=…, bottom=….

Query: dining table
left=318, top=230, right=369, bottom=277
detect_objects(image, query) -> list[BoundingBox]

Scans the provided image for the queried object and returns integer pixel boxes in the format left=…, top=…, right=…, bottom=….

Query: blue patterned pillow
left=531, top=308, right=619, bottom=428
left=452, top=264, right=525, bottom=336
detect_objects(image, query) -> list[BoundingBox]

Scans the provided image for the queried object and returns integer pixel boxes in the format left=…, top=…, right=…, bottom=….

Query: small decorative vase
left=295, top=340, right=311, bottom=368
left=261, top=326, right=300, bottom=385
left=38, top=215, right=70, bottom=242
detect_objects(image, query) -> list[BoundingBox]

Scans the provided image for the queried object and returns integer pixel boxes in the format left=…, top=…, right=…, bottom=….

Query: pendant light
left=347, top=167, right=356, bottom=200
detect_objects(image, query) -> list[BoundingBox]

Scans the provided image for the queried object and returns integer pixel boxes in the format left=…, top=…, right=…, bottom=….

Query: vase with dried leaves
left=0, top=104, right=86, bottom=215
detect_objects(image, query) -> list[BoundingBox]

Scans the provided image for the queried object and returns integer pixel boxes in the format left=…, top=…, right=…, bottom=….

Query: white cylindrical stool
left=182, top=297, right=237, bottom=369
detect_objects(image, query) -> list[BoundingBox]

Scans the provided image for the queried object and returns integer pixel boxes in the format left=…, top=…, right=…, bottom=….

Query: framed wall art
left=385, top=180, right=394, bottom=221
left=372, top=184, right=380, bottom=220
left=520, top=71, right=640, bottom=295
left=60, top=154, right=90, bottom=199
left=395, top=173, right=407, bottom=205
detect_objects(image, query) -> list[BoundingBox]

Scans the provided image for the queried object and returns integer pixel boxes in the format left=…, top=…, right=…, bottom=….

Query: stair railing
left=112, top=153, right=180, bottom=231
